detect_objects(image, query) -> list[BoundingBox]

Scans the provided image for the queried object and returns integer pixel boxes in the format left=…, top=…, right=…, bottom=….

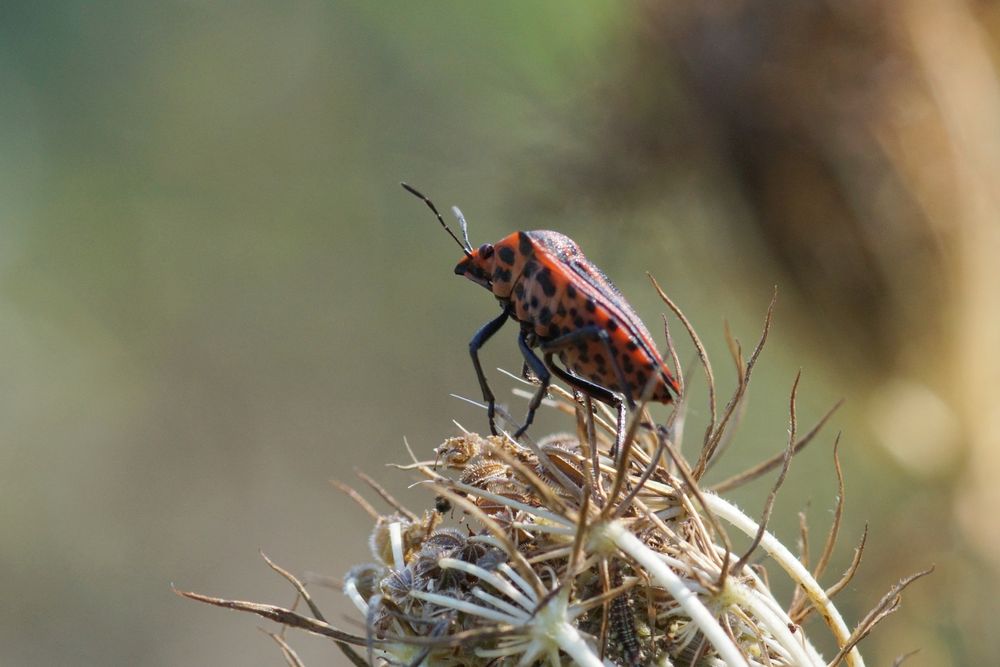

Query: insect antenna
left=401, top=183, right=473, bottom=257
left=451, top=205, right=473, bottom=252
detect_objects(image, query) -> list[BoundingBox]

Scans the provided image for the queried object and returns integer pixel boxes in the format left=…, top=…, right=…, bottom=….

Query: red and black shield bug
left=402, top=183, right=679, bottom=440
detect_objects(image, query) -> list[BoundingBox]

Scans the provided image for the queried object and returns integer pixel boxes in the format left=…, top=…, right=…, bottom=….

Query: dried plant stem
left=703, top=493, right=865, bottom=667
left=711, top=400, right=843, bottom=494
left=182, top=289, right=925, bottom=666
left=600, top=520, right=750, bottom=667
left=550, top=619, right=604, bottom=667
left=732, top=579, right=822, bottom=666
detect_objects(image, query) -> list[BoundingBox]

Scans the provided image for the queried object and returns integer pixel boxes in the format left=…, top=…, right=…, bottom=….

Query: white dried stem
left=703, top=492, right=864, bottom=667
left=601, top=520, right=750, bottom=667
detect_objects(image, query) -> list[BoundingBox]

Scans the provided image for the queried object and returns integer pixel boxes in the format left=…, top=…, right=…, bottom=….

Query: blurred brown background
left=1, top=1, right=997, bottom=664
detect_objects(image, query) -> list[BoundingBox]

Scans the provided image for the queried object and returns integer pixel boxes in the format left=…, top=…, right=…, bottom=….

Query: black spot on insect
left=498, top=246, right=516, bottom=265
left=518, top=232, right=532, bottom=255
left=467, top=264, right=488, bottom=282
left=569, top=307, right=578, bottom=317
left=590, top=373, right=601, bottom=382
left=547, top=324, right=560, bottom=338
left=574, top=316, right=585, bottom=328
left=645, top=361, right=656, bottom=371
left=594, top=353, right=605, bottom=367
left=493, top=267, right=512, bottom=283
left=522, top=261, right=537, bottom=279
left=635, top=371, right=647, bottom=388
left=626, top=340, right=638, bottom=351
left=576, top=340, right=588, bottom=353
left=566, top=283, right=577, bottom=299
left=530, top=296, right=539, bottom=309
left=607, top=320, right=619, bottom=332
left=538, top=306, right=553, bottom=326
left=537, top=268, right=557, bottom=297
left=622, top=356, right=635, bottom=374
left=585, top=298, right=596, bottom=313
left=514, top=283, right=526, bottom=300
left=556, top=304, right=566, bottom=316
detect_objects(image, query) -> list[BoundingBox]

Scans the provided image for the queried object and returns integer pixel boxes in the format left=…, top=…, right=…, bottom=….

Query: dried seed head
left=368, top=512, right=440, bottom=566
left=368, top=514, right=409, bottom=566
left=455, top=536, right=491, bottom=565
left=475, top=547, right=507, bottom=571
left=536, top=447, right=586, bottom=489
left=409, top=528, right=483, bottom=589
left=434, top=436, right=477, bottom=467
left=421, top=527, right=468, bottom=556
left=536, top=432, right=581, bottom=450
left=184, top=282, right=912, bottom=667
left=459, top=460, right=509, bottom=487
left=474, top=485, right=534, bottom=516
left=343, top=563, right=381, bottom=600
left=381, top=566, right=426, bottom=611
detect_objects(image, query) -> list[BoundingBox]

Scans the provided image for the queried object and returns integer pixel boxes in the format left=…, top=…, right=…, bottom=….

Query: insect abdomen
left=509, top=233, right=676, bottom=403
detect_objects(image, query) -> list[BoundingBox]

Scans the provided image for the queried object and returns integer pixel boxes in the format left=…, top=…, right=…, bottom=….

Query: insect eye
left=478, top=243, right=494, bottom=259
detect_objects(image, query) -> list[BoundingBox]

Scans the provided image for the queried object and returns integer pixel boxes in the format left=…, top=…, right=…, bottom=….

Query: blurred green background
left=2, top=1, right=998, bottom=665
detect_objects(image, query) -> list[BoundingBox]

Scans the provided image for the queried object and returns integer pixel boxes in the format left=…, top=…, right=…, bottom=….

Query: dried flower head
left=180, top=285, right=930, bottom=666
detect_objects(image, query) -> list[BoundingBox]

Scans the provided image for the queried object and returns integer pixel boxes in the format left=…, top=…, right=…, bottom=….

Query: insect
left=433, top=495, right=452, bottom=514
left=402, top=183, right=679, bottom=440
left=609, top=567, right=642, bottom=667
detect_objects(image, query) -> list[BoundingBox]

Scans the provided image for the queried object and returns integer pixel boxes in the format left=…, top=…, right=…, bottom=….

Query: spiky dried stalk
left=180, top=294, right=928, bottom=666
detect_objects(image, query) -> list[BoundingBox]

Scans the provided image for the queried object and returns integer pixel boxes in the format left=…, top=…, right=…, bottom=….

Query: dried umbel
left=180, top=288, right=929, bottom=666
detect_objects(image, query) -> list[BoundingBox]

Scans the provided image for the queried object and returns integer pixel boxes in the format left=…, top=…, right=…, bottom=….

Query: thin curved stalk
left=603, top=521, right=750, bottom=667
left=702, top=493, right=864, bottom=667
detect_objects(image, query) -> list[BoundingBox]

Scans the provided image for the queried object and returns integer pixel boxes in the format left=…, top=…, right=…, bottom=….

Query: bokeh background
left=2, top=1, right=998, bottom=664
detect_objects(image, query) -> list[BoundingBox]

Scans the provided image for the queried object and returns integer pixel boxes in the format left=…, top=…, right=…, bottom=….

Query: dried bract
left=181, top=298, right=928, bottom=667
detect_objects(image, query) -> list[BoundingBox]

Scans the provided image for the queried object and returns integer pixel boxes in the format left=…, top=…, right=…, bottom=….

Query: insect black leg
left=542, top=354, right=618, bottom=405
left=520, top=330, right=538, bottom=380
left=515, top=328, right=551, bottom=438
left=543, top=354, right=628, bottom=460
left=539, top=326, right=635, bottom=408
left=611, top=399, right=628, bottom=462
left=469, top=309, right=510, bottom=435
left=539, top=326, right=635, bottom=459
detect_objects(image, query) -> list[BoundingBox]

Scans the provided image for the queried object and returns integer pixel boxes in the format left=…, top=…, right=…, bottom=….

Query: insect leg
left=543, top=354, right=618, bottom=403
left=469, top=309, right=510, bottom=435
left=514, top=328, right=551, bottom=438
left=519, top=331, right=542, bottom=380
left=539, top=326, right=633, bottom=459
left=544, top=355, right=628, bottom=460
left=539, top=326, right=635, bottom=407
